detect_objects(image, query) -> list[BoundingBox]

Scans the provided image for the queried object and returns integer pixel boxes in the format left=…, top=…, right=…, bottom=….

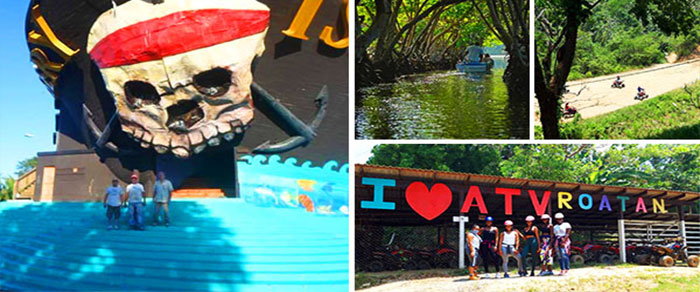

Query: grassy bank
left=535, top=81, right=700, bottom=139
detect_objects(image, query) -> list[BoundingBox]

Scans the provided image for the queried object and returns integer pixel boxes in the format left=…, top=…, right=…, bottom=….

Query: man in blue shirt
left=152, top=171, right=174, bottom=227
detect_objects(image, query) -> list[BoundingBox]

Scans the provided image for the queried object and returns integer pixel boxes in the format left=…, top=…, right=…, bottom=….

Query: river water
left=355, top=58, right=528, bottom=139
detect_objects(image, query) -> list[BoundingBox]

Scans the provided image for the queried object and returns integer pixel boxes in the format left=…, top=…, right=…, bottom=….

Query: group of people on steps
left=466, top=213, right=572, bottom=280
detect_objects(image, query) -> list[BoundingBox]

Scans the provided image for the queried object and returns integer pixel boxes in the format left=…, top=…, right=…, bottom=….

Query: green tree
left=367, top=144, right=503, bottom=175
left=15, top=156, right=37, bottom=177
left=0, top=176, right=15, bottom=201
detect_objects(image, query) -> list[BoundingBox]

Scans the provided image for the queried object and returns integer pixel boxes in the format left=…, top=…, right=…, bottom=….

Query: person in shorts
left=126, top=174, right=147, bottom=230
left=152, top=171, right=174, bottom=226
left=103, top=179, right=124, bottom=230
left=467, top=224, right=482, bottom=280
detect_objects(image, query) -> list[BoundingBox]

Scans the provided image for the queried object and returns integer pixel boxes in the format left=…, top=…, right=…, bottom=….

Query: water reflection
left=356, top=66, right=528, bottom=139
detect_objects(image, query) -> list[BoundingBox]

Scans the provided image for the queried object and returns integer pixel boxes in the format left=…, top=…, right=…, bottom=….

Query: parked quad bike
left=634, top=237, right=699, bottom=267
left=365, top=233, right=419, bottom=272
left=611, top=81, right=625, bottom=88
left=583, top=243, right=619, bottom=264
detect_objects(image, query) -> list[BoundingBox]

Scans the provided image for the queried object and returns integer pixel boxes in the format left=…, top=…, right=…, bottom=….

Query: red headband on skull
left=89, top=9, right=269, bottom=68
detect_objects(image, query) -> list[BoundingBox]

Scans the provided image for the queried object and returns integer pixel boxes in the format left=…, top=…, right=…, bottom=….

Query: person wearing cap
left=466, top=224, right=482, bottom=280
left=538, top=214, right=555, bottom=276
left=479, top=216, right=501, bottom=278
left=498, top=220, right=521, bottom=278
left=518, top=215, right=541, bottom=276
left=103, top=179, right=124, bottom=230
left=125, top=174, right=147, bottom=230
left=553, top=212, right=572, bottom=275
left=152, top=171, right=174, bottom=227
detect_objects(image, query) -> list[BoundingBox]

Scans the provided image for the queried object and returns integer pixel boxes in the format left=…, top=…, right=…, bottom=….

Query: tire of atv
left=599, top=254, right=613, bottom=265
left=688, top=255, right=699, bottom=268
left=659, top=255, right=675, bottom=267
left=417, top=259, right=432, bottom=270
left=612, top=255, right=619, bottom=263
left=368, top=260, right=385, bottom=272
left=635, top=254, right=651, bottom=265
left=571, top=255, right=585, bottom=265
left=403, top=260, right=418, bottom=270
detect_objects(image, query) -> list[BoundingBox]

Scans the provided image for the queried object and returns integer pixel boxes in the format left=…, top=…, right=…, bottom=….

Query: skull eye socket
left=124, top=81, right=160, bottom=106
left=193, top=68, right=232, bottom=97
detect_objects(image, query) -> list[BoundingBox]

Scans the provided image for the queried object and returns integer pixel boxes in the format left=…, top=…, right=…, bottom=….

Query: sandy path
left=359, top=266, right=700, bottom=292
left=535, top=59, right=700, bottom=121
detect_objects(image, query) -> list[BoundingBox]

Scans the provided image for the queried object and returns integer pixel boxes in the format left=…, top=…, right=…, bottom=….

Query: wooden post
left=454, top=216, right=469, bottom=269
left=618, top=209, right=627, bottom=263
left=678, top=205, right=688, bottom=258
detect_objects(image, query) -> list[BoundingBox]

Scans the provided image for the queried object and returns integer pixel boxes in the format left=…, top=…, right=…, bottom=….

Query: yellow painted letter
left=652, top=198, right=666, bottom=213
left=558, top=192, right=573, bottom=209
left=319, top=0, right=349, bottom=48
left=282, top=0, right=324, bottom=40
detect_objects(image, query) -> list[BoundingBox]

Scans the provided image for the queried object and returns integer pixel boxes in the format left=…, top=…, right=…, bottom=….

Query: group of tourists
left=102, top=171, right=174, bottom=230
left=466, top=213, right=572, bottom=280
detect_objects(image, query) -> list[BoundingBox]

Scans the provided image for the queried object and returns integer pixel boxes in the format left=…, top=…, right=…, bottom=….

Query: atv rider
left=613, top=75, right=623, bottom=87
left=564, top=103, right=576, bottom=115
left=637, top=86, right=645, bottom=96
left=517, top=216, right=540, bottom=277
left=479, top=216, right=501, bottom=278
left=538, top=214, right=555, bottom=276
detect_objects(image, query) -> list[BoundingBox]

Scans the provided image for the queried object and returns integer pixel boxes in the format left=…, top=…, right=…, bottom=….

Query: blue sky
left=0, top=2, right=56, bottom=177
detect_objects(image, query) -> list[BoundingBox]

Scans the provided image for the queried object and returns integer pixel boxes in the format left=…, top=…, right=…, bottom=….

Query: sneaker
left=113, top=225, right=119, bottom=230
left=504, top=273, right=510, bottom=278
left=558, top=271, right=564, bottom=276
left=546, top=271, right=554, bottom=276
left=152, top=222, right=158, bottom=226
left=165, top=222, right=169, bottom=227
left=107, top=225, right=113, bottom=230
left=530, top=271, right=535, bottom=277
left=538, top=270, right=545, bottom=276
left=495, top=273, right=501, bottom=279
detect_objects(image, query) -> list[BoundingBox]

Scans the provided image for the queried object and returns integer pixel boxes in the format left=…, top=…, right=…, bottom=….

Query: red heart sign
left=405, top=182, right=452, bottom=220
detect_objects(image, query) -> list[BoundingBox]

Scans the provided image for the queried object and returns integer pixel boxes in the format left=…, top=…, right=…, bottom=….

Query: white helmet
left=541, top=214, right=551, bottom=220
left=504, top=220, right=513, bottom=226
left=554, top=212, right=564, bottom=219
left=525, top=215, right=535, bottom=222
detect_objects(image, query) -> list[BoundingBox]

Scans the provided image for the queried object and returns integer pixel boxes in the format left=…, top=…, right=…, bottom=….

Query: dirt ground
left=535, top=58, right=700, bottom=122
left=358, top=265, right=700, bottom=292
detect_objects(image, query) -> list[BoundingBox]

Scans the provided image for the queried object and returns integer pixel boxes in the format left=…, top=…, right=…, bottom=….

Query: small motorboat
left=456, top=61, right=489, bottom=73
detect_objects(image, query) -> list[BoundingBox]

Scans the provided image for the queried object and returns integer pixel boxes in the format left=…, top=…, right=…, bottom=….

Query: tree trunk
left=536, top=55, right=561, bottom=139
left=503, top=42, right=529, bottom=104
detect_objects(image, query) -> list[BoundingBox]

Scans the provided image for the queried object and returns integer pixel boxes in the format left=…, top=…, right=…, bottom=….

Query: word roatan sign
left=360, top=178, right=668, bottom=221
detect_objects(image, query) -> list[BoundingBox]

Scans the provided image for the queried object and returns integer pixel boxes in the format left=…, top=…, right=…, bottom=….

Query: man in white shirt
left=152, top=171, right=174, bottom=227
left=126, top=174, right=147, bottom=230
left=103, top=179, right=124, bottom=230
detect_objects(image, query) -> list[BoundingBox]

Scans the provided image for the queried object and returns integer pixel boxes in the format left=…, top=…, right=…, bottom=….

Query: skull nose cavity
left=193, top=68, right=232, bottom=97
left=124, top=81, right=160, bottom=107
left=166, top=100, right=204, bottom=134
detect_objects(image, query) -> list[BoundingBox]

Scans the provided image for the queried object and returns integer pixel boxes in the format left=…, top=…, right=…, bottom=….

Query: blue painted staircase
left=0, top=199, right=348, bottom=291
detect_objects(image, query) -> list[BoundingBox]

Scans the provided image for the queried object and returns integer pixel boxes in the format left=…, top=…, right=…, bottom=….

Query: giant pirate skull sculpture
left=87, top=0, right=271, bottom=158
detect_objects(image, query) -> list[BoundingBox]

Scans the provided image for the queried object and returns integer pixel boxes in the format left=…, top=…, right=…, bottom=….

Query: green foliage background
left=567, top=0, right=700, bottom=80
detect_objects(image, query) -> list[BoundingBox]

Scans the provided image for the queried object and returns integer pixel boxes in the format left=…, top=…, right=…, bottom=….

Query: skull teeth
left=154, top=145, right=168, bottom=154
left=207, top=137, right=220, bottom=147
left=194, top=144, right=207, bottom=154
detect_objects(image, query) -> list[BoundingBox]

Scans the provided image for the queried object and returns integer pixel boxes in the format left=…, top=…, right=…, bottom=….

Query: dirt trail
left=535, top=59, right=700, bottom=121
left=359, top=265, right=700, bottom=292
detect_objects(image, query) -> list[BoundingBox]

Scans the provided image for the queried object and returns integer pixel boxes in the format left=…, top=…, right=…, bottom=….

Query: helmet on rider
left=504, top=220, right=513, bottom=226
left=486, top=216, right=494, bottom=222
left=525, top=215, right=535, bottom=222
left=541, top=214, right=551, bottom=220
left=554, top=212, right=564, bottom=219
